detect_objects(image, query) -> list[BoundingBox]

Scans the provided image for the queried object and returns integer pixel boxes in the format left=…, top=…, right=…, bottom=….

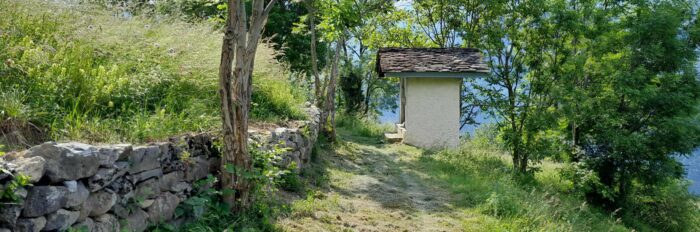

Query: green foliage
left=338, top=71, right=364, bottom=114
left=152, top=0, right=330, bottom=75
left=167, top=174, right=280, bottom=232
left=389, top=0, right=700, bottom=229
left=251, top=77, right=308, bottom=122
left=0, top=0, right=306, bottom=145
left=553, top=2, right=700, bottom=222
left=0, top=90, right=32, bottom=122
left=421, top=127, right=630, bottom=231
left=154, top=0, right=224, bottom=20
left=481, top=192, right=519, bottom=218
left=288, top=191, right=341, bottom=219
left=622, top=179, right=700, bottom=232
left=335, top=114, right=391, bottom=138
left=278, top=169, right=304, bottom=193
left=264, top=2, right=329, bottom=75
left=0, top=151, right=29, bottom=206
left=174, top=175, right=221, bottom=220
left=0, top=171, right=30, bottom=203
left=164, top=143, right=300, bottom=231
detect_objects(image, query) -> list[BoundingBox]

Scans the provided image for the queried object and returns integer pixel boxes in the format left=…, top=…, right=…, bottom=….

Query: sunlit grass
left=335, top=114, right=393, bottom=138
left=0, top=0, right=305, bottom=147
left=417, top=138, right=630, bottom=231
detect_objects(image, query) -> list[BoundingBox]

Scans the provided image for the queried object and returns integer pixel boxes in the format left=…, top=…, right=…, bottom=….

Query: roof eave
left=383, top=71, right=488, bottom=79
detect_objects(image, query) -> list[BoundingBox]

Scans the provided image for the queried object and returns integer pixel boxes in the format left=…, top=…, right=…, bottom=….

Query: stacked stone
left=265, top=106, right=320, bottom=170
left=0, top=106, right=321, bottom=231
left=0, top=134, right=219, bottom=232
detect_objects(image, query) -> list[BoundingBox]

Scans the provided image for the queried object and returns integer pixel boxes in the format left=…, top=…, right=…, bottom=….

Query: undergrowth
left=0, top=0, right=306, bottom=149
left=335, top=114, right=392, bottom=138
left=419, top=125, right=700, bottom=231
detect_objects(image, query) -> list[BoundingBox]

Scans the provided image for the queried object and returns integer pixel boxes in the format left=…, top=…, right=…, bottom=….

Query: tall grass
left=418, top=126, right=631, bottom=231
left=335, top=114, right=392, bottom=138
left=0, top=0, right=306, bottom=147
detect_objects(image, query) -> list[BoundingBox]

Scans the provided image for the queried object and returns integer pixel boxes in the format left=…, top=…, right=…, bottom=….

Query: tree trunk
left=218, top=0, right=276, bottom=212
left=307, top=1, right=321, bottom=104
left=323, top=39, right=341, bottom=142
left=362, top=77, right=373, bottom=116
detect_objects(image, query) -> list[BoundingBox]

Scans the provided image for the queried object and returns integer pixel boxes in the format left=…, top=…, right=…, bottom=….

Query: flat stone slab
left=384, top=133, right=403, bottom=143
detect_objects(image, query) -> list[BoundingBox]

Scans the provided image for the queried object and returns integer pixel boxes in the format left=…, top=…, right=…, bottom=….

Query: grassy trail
left=277, top=130, right=470, bottom=231
left=275, top=128, right=630, bottom=232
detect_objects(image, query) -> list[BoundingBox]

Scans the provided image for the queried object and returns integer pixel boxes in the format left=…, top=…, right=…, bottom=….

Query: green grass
left=335, top=114, right=393, bottom=138
left=296, top=120, right=634, bottom=231
left=0, top=0, right=306, bottom=148
left=418, top=142, right=629, bottom=231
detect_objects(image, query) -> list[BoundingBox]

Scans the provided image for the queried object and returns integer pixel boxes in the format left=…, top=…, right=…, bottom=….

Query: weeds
left=0, top=0, right=306, bottom=148
left=417, top=127, right=630, bottom=232
left=335, top=114, right=392, bottom=138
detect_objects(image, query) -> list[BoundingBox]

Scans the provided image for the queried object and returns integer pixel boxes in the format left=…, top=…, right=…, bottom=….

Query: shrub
left=336, top=114, right=392, bottom=138
left=622, top=179, right=700, bottom=232
left=251, top=77, right=307, bottom=122
left=278, top=170, right=304, bottom=193
left=481, top=192, right=519, bottom=218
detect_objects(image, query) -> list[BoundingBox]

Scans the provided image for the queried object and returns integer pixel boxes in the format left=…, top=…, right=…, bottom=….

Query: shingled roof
left=376, top=48, right=489, bottom=77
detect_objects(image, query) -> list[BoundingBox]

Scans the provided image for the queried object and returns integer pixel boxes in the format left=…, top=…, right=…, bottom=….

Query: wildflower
left=167, top=48, right=176, bottom=56
left=144, top=24, right=151, bottom=29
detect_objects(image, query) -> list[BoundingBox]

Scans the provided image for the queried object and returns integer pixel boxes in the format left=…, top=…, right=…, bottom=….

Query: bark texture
left=218, top=0, right=276, bottom=211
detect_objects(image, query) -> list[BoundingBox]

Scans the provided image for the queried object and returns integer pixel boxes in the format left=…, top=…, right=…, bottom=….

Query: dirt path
left=276, top=132, right=473, bottom=232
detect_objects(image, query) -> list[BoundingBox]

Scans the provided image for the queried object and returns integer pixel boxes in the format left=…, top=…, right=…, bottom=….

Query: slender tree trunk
left=219, top=0, right=242, bottom=209
left=218, top=0, right=276, bottom=212
left=307, top=1, right=321, bottom=104
left=323, top=39, right=341, bottom=142
left=362, top=80, right=373, bottom=116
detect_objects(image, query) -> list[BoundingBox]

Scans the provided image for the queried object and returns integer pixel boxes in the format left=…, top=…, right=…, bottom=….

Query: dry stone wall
left=0, top=106, right=320, bottom=232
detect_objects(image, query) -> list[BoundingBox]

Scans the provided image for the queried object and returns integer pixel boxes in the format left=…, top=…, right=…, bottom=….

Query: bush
left=419, top=127, right=630, bottom=231
left=481, top=192, right=519, bottom=218
left=336, top=114, right=392, bottom=138
left=562, top=159, right=700, bottom=231
left=251, top=77, right=307, bottom=122
left=622, top=179, right=700, bottom=232
left=278, top=171, right=304, bottom=193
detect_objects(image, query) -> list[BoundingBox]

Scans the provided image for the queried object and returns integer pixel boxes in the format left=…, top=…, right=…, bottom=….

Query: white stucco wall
left=403, top=77, right=461, bottom=149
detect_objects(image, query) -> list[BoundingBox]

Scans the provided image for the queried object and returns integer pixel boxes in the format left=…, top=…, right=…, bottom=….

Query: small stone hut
left=377, top=48, right=488, bottom=149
